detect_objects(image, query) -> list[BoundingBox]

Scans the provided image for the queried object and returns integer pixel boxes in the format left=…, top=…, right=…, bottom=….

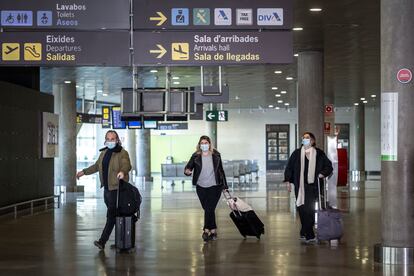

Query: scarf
left=296, top=146, right=316, bottom=207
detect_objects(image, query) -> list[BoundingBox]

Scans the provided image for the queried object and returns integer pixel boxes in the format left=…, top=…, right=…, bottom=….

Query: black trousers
left=297, top=183, right=319, bottom=240
left=99, top=189, right=117, bottom=244
left=196, top=185, right=222, bottom=230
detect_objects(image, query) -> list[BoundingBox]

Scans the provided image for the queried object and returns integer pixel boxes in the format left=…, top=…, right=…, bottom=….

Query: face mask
left=302, top=138, right=311, bottom=147
left=106, top=141, right=117, bottom=149
left=200, top=144, right=209, bottom=152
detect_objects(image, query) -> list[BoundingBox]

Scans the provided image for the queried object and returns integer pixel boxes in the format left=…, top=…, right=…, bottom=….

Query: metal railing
left=0, top=195, right=61, bottom=219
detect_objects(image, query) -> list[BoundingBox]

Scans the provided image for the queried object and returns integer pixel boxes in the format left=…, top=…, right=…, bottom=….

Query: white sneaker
left=305, top=238, right=317, bottom=244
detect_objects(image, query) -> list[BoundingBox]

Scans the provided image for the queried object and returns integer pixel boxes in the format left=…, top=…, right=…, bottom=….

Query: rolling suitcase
left=224, top=191, right=265, bottom=239
left=316, top=178, right=343, bottom=242
left=115, top=180, right=138, bottom=252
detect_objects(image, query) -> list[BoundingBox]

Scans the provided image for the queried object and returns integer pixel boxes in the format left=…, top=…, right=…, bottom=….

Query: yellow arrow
left=150, top=12, right=167, bottom=26
left=149, top=44, right=167, bottom=58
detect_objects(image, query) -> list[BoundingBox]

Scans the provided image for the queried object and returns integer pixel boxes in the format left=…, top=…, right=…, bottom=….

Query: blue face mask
left=106, top=141, right=117, bottom=149
left=302, top=138, right=311, bottom=147
left=200, top=144, right=209, bottom=152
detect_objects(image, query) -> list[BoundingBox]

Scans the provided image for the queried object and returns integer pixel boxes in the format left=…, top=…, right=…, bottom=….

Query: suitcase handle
left=317, top=177, right=327, bottom=210
left=223, top=190, right=242, bottom=216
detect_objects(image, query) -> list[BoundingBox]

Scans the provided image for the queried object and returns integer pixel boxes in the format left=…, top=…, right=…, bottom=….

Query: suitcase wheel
left=256, top=235, right=261, bottom=240
left=243, top=235, right=247, bottom=240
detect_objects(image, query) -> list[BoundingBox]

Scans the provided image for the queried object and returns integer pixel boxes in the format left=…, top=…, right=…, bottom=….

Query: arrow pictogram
left=150, top=12, right=167, bottom=26
left=149, top=44, right=167, bottom=58
left=207, top=112, right=215, bottom=120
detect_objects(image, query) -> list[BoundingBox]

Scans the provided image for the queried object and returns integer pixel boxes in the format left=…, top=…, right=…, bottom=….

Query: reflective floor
left=0, top=174, right=412, bottom=275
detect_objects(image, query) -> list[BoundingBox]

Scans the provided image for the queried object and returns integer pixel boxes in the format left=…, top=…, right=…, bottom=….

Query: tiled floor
left=0, top=175, right=412, bottom=275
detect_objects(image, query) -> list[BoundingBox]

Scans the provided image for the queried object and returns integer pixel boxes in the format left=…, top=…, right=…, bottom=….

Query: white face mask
left=302, top=138, right=311, bottom=147
left=200, top=144, right=209, bottom=152
left=106, top=141, right=117, bottom=149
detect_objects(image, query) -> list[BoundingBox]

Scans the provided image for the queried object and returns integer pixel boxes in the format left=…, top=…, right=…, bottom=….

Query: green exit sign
left=206, top=110, right=228, bottom=122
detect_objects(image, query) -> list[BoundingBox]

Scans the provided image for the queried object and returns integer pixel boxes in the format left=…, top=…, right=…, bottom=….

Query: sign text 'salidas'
left=193, top=34, right=260, bottom=62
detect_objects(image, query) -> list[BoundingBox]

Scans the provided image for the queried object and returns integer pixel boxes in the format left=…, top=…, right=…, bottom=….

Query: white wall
left=217, top=109, right=297, bottom=172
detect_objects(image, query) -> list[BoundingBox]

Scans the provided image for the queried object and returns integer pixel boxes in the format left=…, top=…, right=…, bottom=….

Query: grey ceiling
left=40, top=0, right=380, bottom=109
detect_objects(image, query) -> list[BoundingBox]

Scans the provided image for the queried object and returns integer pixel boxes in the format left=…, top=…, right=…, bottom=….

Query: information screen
left=128, top=120, right=142, bottom=129
left=111, top=106, right=126, bottom=129
left=144, top=120, right=158, bottom=129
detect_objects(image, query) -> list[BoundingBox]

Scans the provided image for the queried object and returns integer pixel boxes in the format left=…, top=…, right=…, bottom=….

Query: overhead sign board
left=134, top=0, right=292, bottom=30
left=102, top=106, right=111, bottom=128
left=206, top=110, right=228, bottom=122
left=158, top=122, right=188, bottom=130
left=134, top=31, right=293, bottom=65
left=0, top=32, right=130, bottom=66
left=0, top=0, right=130, bottom=29
left=76, top=113, right=102, bottom=124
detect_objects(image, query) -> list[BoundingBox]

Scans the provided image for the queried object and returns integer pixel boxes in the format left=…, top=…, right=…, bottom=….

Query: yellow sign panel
left=2, top=43, right=20, bottom=61
left=171, top=43, right=189, bottom=60
left=103, top=114, right=109, bottom=119
left=24, top=43, right=42, bottom=61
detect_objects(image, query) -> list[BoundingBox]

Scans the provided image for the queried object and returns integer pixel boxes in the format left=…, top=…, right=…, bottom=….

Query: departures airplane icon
left=5, top=45, right=18, bottom=55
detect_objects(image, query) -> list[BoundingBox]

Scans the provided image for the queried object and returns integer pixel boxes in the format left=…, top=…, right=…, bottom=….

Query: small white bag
left=226, top=196, right=253, bottom=212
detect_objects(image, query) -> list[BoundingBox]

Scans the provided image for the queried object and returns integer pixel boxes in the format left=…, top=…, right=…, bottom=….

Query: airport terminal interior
left=0, top=0, right=414, bottom=275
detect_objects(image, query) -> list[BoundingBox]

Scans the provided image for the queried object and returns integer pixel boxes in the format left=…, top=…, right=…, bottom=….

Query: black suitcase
left=115, top=216, right=136, bottom=252
left=115, top=180, right=138, bottom=252
left=224, top=191, right=265, bottom=239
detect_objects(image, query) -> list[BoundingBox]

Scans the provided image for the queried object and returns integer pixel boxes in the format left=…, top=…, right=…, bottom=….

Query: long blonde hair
left=196, top=135, right=215, bottom=154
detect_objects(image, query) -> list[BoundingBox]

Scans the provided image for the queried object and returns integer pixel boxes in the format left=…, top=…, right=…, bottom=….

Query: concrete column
left=136, top=129, right=152, bottom=181
left=126, top=129, right=137, bottom=175
left=298, top=51, right=324, bottom=144
left=53, top=82, right=77, bottom=192
left=374, top=0, right=414, bottom=264
left=352, top=106, right=365, bottom=174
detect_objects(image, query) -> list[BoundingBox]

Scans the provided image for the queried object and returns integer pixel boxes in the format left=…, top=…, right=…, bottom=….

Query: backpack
left=117, top=180, right=142, bottom=217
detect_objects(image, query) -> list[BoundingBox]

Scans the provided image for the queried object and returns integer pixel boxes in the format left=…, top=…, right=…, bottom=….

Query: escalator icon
left=24, top=43, right=42, bottom=61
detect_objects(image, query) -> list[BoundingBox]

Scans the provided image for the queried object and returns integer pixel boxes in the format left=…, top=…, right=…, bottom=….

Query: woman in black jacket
left=284, top=132, right=333, bottom=243
left=184, top=135, right=228, bottom=242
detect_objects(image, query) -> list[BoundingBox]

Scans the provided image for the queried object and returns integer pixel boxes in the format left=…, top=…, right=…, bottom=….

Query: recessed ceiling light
left=354, top=103, right=359, bottom=106
left=284, top=103, right=290, bottom=106
left=281, top=91, right=287, bottom=94
left=150, top=69, right=158, bottom=73
left=363, top=100, right=368, bottom=104
left=102, top=93, right=108, bottom=97
left=172, top=76, right=180, bottom=80
left=360, top=97, right=366, bottom=100
left=294, top=53, right=299, bottom=57
left=173, top=81, right=180, bottom=85
left=97, top=89, right=103, bottom=93
left=371, top=94, right=377, bottom=98
left=271, top=87, right=278, bottom=90
left=275, top=94, right=281, bottom=97
left=235, top=96, right=240, bottom=100
left=286, top=77, right=293, bottom=80
left=274, top=70, right=282, bottom=74
left=64, top=80, right=71, bottom=84
left=75, top=85, right=80, bottom=88
left=293, top=27, right=303, bottom=31
left=310, top=8, right=322, bottom=12
left=275, top=107, right=280, bottom=110
left=277, top=100, right=283, bottom=103
left=268, top=105, right=274, bottom=108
